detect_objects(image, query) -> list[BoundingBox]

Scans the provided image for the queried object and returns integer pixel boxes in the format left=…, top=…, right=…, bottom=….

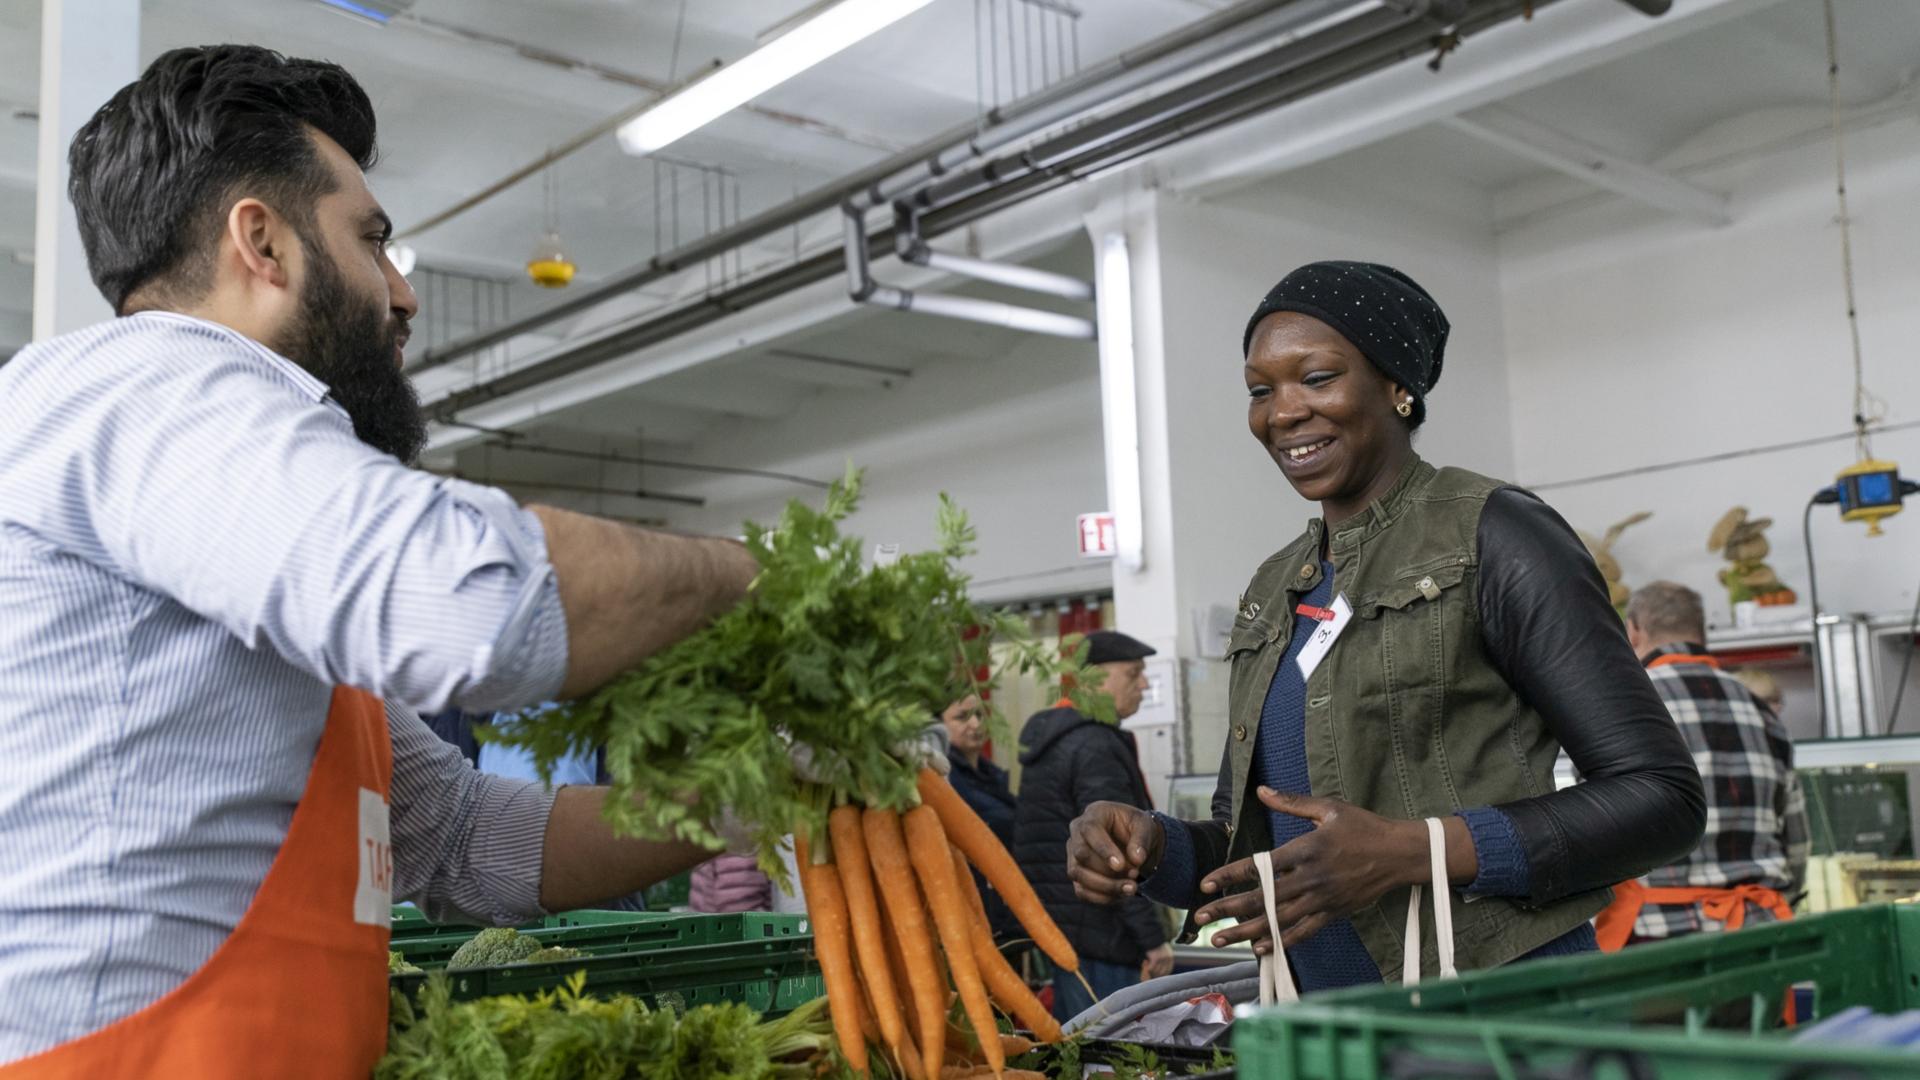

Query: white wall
left=1147, top=164, right=1517, bottom=660
left=661, top=319, right=1113, bottom=605
left=1499, top=113, right=1920, bottom=628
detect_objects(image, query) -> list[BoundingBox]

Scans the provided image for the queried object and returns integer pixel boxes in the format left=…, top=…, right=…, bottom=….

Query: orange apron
left=1593, top=652, right=1794, bottom=954
left=1, top=687, right=394, bottom=1078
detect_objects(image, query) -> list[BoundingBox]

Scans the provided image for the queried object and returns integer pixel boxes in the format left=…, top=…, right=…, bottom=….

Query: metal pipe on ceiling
left=906, top=0, right=1442, bottom=210
left=406, top=0, right=1313, bottom=376
left=837, top=193, right=1095, bottom=338
left=832, top=0, right=1428, bottom=337
left=905, top=247, right=1095, bottom=302
left=425, top=0, right=1667, bottom=425
left=892, top=202, right=1095, bottom=301
left=846, top=0, right=1386, bottom=214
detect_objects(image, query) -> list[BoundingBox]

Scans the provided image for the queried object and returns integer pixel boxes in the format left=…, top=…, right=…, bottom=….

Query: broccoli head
left=446, top=927, right=544, bottom=970
left=387, top=950, right=424, bottom=975
left=526, top=946, right=587, bottom=964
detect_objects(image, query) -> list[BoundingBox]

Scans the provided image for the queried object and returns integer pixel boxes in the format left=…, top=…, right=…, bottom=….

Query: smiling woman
left=1063, top=260, right=1710, bottom=994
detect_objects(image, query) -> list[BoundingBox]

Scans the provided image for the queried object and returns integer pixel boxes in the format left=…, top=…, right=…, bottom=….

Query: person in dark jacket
left=1064, top=261, right=1704, bottom=992
left=1014, top=630, right=1173, bottom=1020
left=943, top=695, right=1024, bottom=948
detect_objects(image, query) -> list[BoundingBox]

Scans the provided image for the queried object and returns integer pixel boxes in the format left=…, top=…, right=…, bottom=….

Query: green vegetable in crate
left=484, top=468, right=1106, bottom=878
left=527, top=945, right=586, bottom=964
left=445, top=927, right=544, bottom=971
left=387, top=951, right=423, bottom=976
left=378, top=972, right=834, bottom=1079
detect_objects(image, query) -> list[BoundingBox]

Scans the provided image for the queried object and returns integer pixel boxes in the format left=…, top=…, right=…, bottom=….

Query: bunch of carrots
left=795, top=768, right=1079, bottom=1080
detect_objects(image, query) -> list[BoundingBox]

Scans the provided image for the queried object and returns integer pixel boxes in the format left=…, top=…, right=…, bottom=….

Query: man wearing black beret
left=1013, top=630, right=1173, bottom=1021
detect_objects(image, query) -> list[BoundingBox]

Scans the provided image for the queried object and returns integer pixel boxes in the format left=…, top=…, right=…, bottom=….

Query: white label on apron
left=1294, top=594, right=1354, bottom=680
left=354, top=788, right=393, bottom=927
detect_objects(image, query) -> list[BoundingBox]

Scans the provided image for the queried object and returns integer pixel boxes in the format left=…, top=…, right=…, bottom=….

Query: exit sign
left=1078, top=512, right=1117, bottom=559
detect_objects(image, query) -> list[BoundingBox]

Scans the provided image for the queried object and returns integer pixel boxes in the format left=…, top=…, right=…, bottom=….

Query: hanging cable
left=1823, top=0, right=1886, bottom=461
left=1803, top=495, right=1829, bottom=736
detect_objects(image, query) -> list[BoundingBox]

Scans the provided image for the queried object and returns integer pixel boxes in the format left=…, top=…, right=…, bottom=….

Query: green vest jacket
left=1210, top=456, right=1609, bottom=977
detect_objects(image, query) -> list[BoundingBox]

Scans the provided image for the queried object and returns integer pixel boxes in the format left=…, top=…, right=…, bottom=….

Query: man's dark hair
left=68, top=45, right=377, bottom=313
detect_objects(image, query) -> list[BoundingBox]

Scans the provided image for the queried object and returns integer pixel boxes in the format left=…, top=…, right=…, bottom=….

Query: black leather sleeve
left=1476, top=488, right=1706, bottom=904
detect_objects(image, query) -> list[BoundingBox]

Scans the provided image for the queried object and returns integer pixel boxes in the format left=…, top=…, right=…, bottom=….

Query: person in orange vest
left=0, top=46, right=768, bottom=1076
left=1595, top=581, right=1809, bottom=951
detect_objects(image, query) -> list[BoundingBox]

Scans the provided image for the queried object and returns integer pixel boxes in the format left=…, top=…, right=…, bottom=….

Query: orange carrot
left=832, top=806, right=909, bottom=1059
left=865, top=808, right=949, bottom=1080
left=943, top=1023, right=1035, bottom=1064
left=854, top=974, right=879, bottom=1045
left=905, top=805, right=1004, bottom=1079
left=919, top=768, right=1077, bottom=973
left=951, top=843, right=1064, bottom=1044
left=892, top=1032, right=929, bottom=1080
left=881, top=909, right=942, bottom=1065
left=796, top=835, right=869, bottom=1076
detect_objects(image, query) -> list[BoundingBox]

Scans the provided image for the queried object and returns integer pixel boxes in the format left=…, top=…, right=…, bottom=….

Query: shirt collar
left=1640, top=641, right=1711, bottom=667
left=128, top=311, right=341, bottom=411
left=1328, top=454, right=1436, bottom=555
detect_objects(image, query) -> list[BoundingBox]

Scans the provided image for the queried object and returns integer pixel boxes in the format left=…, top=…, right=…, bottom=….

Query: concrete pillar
left=34, top=0, right=139, bottom=339
left=1087, top=192, right=1179, bottom=660
left=1087, top=192, right=1188, bottom=800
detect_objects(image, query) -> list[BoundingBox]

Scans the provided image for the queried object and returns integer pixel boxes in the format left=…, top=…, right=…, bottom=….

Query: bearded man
left=0, top=45, right=758, bottom=1076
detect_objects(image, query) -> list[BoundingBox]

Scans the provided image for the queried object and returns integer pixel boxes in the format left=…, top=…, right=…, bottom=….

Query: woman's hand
left=1066, top=801, right=1166, bottom=904
left=1191, top=787, right=1471, bottom=955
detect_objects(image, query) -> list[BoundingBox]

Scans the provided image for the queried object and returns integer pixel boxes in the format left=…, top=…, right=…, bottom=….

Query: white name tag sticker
left=354, top=787, right=393, bottom=927
left=1295, top=594, right=1354, bottom=680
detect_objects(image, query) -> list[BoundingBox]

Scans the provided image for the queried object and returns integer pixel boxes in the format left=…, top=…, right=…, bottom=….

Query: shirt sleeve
left=16, top=325, right=567, bottom=715
left=1782, top=771, right=1811, bottom=897
left=1140, top=812, right=1201, bottom=909
left=1457, top=806, right=1532, bottom=897
left=388, top=701, right=556, bottom=925
left=1475, top=488, right=1706, bottom=904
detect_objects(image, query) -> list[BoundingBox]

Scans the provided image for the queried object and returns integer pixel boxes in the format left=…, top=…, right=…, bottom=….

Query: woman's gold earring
left=1395, top=399, right=1413, bottom=418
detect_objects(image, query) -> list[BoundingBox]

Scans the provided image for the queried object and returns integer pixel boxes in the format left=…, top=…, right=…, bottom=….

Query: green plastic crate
left=390, top=910, right=808, bottom=968
left=1235, top=903, right=1920, bottom=1078
left=390, top=936, right=822, bottom=1016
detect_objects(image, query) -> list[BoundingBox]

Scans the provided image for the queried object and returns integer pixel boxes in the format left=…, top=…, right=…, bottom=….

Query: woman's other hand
left=1190, top=787, right=1473, bottom=955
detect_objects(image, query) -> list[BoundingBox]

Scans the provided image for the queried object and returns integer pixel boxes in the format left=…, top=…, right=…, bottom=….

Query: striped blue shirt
left=0, top=313, right=571, bottom=1060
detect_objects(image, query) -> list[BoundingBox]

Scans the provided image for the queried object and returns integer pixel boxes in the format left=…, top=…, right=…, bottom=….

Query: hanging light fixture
left=617, top=0, right=938, bottom=156
left=527, top=159, right=577, bottom=289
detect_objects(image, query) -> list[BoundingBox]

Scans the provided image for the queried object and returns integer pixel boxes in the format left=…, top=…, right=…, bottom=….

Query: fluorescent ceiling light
left=1095, top=232, right=1144, bottom=573
left=618, top=0, right=937, bottom=155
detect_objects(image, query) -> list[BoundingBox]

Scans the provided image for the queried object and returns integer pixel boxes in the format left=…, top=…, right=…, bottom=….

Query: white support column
left=34, top=0, right=139, bottom=340
left=1086, top=193, right=1179, bottom=662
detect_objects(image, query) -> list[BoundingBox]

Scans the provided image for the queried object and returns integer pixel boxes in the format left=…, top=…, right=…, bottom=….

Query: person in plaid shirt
left=1594, top=582, right=1809, bottom=949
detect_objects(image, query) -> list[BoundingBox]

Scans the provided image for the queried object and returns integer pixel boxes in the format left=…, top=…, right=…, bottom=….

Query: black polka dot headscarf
left=1241, top=260, right=1449, bottom=425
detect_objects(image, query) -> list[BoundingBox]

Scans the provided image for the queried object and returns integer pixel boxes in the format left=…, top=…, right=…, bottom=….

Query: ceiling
left=1272, top=0, right=1920, bottom=228
left=0, top=0, right=1207, bottom=348
left=4, top=0, right=1919, bottom=509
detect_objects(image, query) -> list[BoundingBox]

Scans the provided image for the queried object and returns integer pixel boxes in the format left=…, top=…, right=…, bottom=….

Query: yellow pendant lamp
left=527, top=232, right=576, bottom=289
left=527, top=160, right=577, bottom=289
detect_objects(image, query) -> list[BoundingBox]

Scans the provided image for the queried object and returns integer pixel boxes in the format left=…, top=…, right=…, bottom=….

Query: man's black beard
left=276, top=241, right=426, bottom=464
